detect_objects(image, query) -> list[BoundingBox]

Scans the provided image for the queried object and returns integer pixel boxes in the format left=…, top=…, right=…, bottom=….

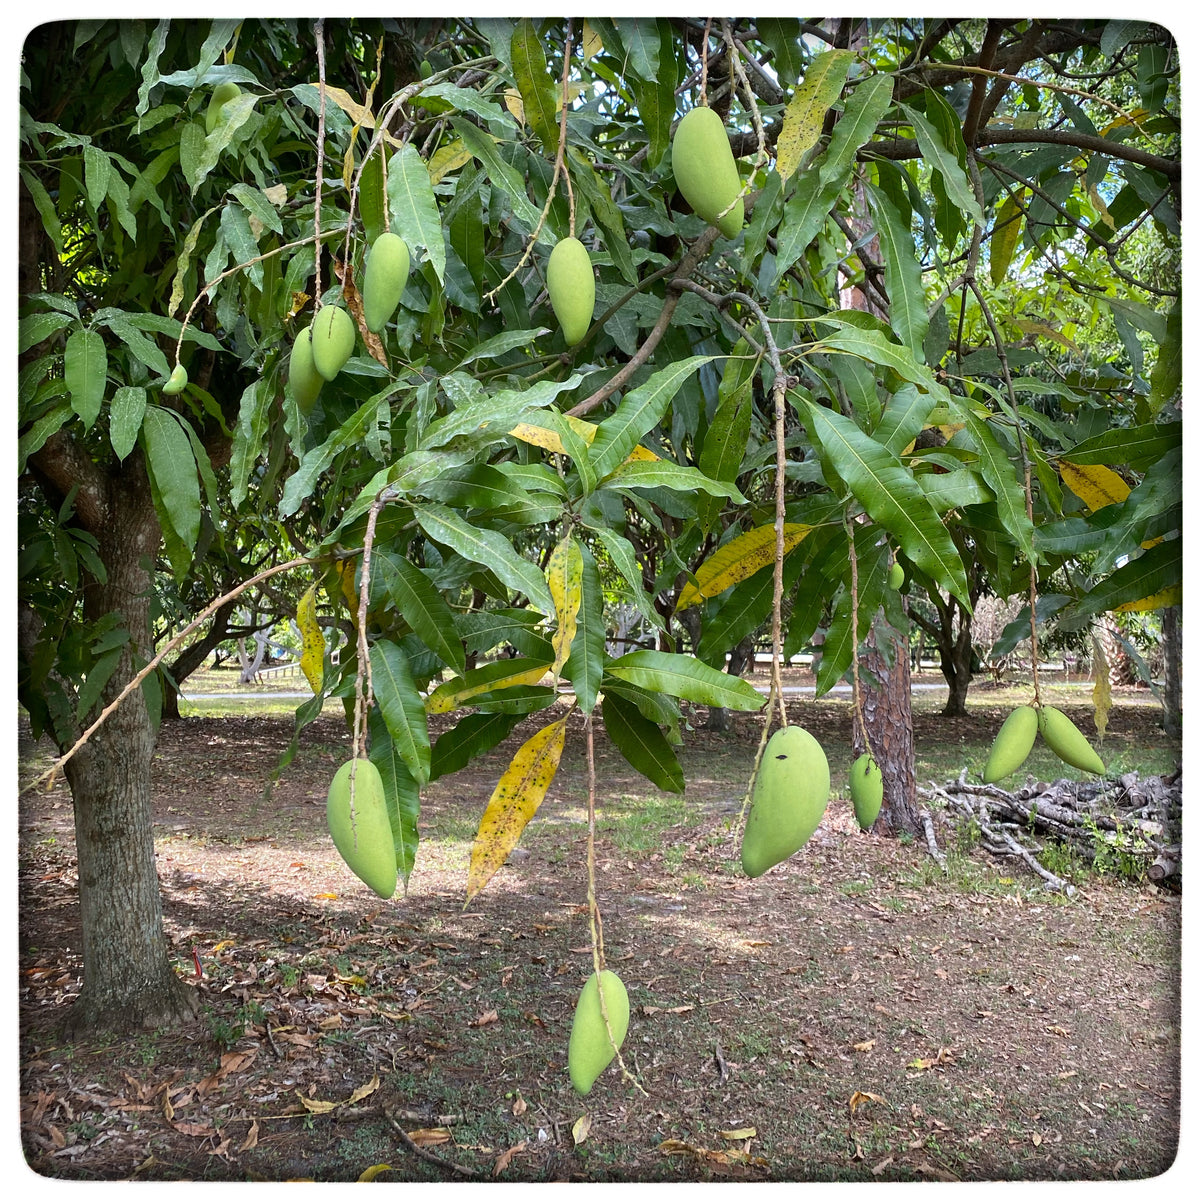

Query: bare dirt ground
left=17, top=683, right=1182, bottom=1182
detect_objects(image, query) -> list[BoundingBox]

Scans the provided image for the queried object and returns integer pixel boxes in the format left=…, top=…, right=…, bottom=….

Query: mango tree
left=18, top=17, right=1179, bottom=1037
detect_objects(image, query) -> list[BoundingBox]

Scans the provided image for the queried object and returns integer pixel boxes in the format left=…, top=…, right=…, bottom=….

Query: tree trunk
left=856, top=623, right=921, bottom=836
left=59, top=478, right=198, bottom=1034
left=1162, top=605, right=1181, bottom=736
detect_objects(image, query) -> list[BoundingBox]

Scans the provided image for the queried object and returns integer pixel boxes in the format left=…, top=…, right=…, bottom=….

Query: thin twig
left=30, top=556, right=313, bottom=792
left=385, top=1111, right=484, bottom=1178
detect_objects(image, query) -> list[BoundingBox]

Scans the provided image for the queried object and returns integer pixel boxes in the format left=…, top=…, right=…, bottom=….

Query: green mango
left=310, top=303, right=356, bottom=381
left=546, top=236, right=595, bottom=346
left=849, top=752, right=883, bottom=829
left=888, top=562, right=905, bottom=590
left=205, top=81, right=241, bottom=134
left=671, top=105, right=744, bottom=238
left=568, top=970, right=629, bottom=1095
left=362, top=231, right=410, bottom=333
left=162, top=363, right=188, bottom=395
left=288, top=326, right=324, bottom=414
left=325, top=758, right=397, bottom=899
left=741, top=725, right=830, bottom=877
left=1037, top=706, right=1105, bottom=775
left=982, top=704, right=1038, bottom=783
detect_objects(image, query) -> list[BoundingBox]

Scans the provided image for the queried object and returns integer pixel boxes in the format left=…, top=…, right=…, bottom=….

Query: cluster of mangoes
left=983, top=703, right=1105, bottom=782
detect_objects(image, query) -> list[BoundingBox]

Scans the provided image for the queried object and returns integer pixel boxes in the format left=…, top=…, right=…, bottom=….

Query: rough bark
left=856, top=625, right=922, bottom=836
left=1161, top=605, right=1181, bottom=737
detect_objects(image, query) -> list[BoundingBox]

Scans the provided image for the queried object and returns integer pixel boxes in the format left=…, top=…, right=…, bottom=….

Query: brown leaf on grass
left=346, top=1075, right=380, bottom=1106
left=1045, top=1024, right=1071, bottom=1037
left=853, top=1039, right=876, bottom=1053
left=493, top=1141, right=527, bottom=1175
left=572, top=1114, right=592, bottom=1146
left=408, top=1128, right=452, bottom=1146
left=848, top=1091, right=886, bottom=1115
left=511, top=1093, right=527, bottom=1117
left=470, top=1009, right=500, bottom=1027
left=871, top=1154, right=894, bottom=1176
left=239, top=1120, right=260, bottom=1152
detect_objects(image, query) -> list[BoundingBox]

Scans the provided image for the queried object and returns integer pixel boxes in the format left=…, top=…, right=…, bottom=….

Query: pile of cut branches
left=921, top=769, right=1182, bottom=896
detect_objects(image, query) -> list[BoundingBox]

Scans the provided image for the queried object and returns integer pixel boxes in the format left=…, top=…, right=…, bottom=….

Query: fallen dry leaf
left=512, top=1093, right=527, bottom=1117
left=471, top=1010, right=500, bottom=1027
left=408, top=1128, right=452, bottom=1147
left=853, top=1039, right=876, bottom=1053
left=239, top=1121, right=260, bottom=1152
left=720, top=1127, right=756, bottom=1140
left=573, top=1113, right=592, bottom=1146
left=849, top=1091, right=886, bottom=1115
left=493, top=1141, right=527, bottom=1176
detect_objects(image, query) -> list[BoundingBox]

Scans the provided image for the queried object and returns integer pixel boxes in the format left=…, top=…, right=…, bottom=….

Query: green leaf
left=429, top=712, right=524, bottom=781
left=510, top=18, right=560, bottom=154
left=865, top=182, right=928, bottom=359
left=800, top=399, right=969, bottom=605
left=18, top=404, right=73, bottom=473
left=1061, top=421, right=1180, bottom=471
left=819, top=72, right=894, bottom=187
left=94, top=307, right=171, bottom=378
left=229, top=181, right=284, bottom=236
left=230, top=378, right=273, bottom=509
left=601, top=690, right=684, bottom=793
left=564, top=542, right=606, bottom=714
left=142, top=405, right=200, bottom=573
left=1064, top=539, right=1181, bottom=627
left=369, top=639, right=431, bottom=785
left=775, top=49, right=853, bottom=181
left=109, top=385, right=147, bottom=461
left=600, top=459, right=745, bottom=502
left=388, top=143, right=446, bottom=284
left=421, top=374, right=583, bottom=451
left=416, top=503, right=555, bottom=616
left=604, top=649, right=764, bottom=712
left=900, top=102, right=983, bottom=225
left=817, top=326, right=950, bottom=403
left=589, top=355, right=713, bottom=478
left=367, top=704, right=420, bottom=889
left=18, top=311, right=74, bottom=354
left=917, top=469, right=993, bottom=512
left=990, top=189, right=1025, bottom=285
left=567, top=148, right=636, bottom=284
left=1149, top=302, right=1181, bottom=413
left=451, top=117, right=544, bottom=231
left=815, top=533, right=889, bottom=696
left=64, top=328, right=107, bottom=429
left=590, top=526, right=663, bottom=632
left=953, top=405, right=1035, bottom=563
left=371, top=549, right=466, bottom=676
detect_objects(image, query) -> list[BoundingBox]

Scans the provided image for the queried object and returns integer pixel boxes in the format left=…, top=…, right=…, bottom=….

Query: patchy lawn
left=18, top=685, right=1181, bottom=1181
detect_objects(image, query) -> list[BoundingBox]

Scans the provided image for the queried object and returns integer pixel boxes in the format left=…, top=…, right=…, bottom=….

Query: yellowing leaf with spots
left=509, top=414, right=598, bottom=454
left=1091, top=633, right=1112, bottom=742
left=428, top=138, right=472, bottom=185
left=1060, top=461, right=1130, bottom=512
left=676, top=523, right=812, bottom=610
left=297, top=583, right=324, bottom=693
left=775, top=49, right=853, bottom=181
left=1115, top=584, right=1182, bottom=612
left=466, top=716, right=568, bottom=903
left=582, top=20, right=602, bottom=60
left=623, top=443, right=660, bottom=463
left=424, top=660, right=552, bottom=714
left=546, top=533, right=583, bottom=674
left=334, top=558, right=359, bottom=613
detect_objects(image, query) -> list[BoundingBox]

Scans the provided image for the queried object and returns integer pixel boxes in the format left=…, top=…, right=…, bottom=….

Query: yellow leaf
left=211, top=939, right=236, bottom=952
left=1115, top=584, right=1181, bottom=612
left=466, top=717, right=568, bottom=903
left=424, top=662, right=550, bottom=714
left=1059, top=461, right=1130, bottom=512
left=297, top=583, right=324, bottom=693
left=335, top=558, right=359, bottom=613
left=582, top=20, right=602, bottom=60
left=428, top=138, right=472, bottom=185
left=1011, top=319, right=1081, bottom=354
left=677, top=523, right=812, bottom=610
left=546, top=533, right=584, bottom=674
left=509, top=415, right=598, bottom=454
left=504, top=86, right=525, bottom=126
left=775, top=49, right=854, bottom=181
left=1091, top=633, right=1112, bottom=742
left=572, top=1113, right=592, bottom=1145
left=346, top=1075, right=380, bottom=1106
left=358, top=1164, right=395, bottom=1181
left=849, top=1091, right=886, bottom=1114
left=623, top=444, right=660, bottom=463
left=990, top=190, right=1026, bottom=286
left=296, top=1093, right=338, bottom=1115
left=720, top=1127, right=757, bottom=1140
left=408, top=1128, right=452, bottom=1146
left=311, top=84, right=375, bottom=128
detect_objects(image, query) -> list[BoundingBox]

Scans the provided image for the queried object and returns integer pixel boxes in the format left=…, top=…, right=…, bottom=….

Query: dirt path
left=18, top=703, right=1181, bottom=1181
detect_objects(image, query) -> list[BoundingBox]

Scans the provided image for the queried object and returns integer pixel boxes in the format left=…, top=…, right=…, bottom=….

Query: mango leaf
left=108, top=385, right=147, bottom=461
left=819, top=72, right=894, bottom=188
left=369, top=639, right=431, bottom=785
left=604, top=650, right=764, bottom=712
left=564, top=542, right=606, bottom=713
left=18, top=311, right=74, bottom=354
left=388, top=143, right=446, bottom=284
left=451, top=117, right=544, bottom=231
left=141, top=405, right=200, bottom=567
left=1114, top=584, right=1182, bottom=613
left=1061, top=421, right=1180, bottom=470
left=600, top=459, right=745, bottom=501
left=510, top=18, right=560, bottom=155
left=953, top=406, right=1035, bottom=562
left=817, top=326, right=950, bottom=403
left=815, top=534, right=890, bottom=696
left=678, top=523, right=813, bottom=610
left=601, top=691, right=683, bottom=793
left=64, top=327, right=107, bottom=429
left=547, top=532, right=583, bottom=674
left=297, top=583, right=325, bottom=693
left=368, top=705, right=420, bottom=888
left=1148, top=302, right=1181, bottom=413
left=425, top=659, right=553, bottom=715
left=429, top=712, right=524, bottom=781
left=589, top=356, right=714, bottom=479
left=358, top=146, right=387, bottom=244
left=865, top=183, right=927, bottom=358
left=464, top=686, right=557, bottom=715
left=800, top=400, right=969, bottom=605
left=901, top=102, right=983, bottom=224
left=230, top=378, right=273, bottom=509
left=775, top=49, right=853, bottom=181
left=990, top=189, right=1026, bottom=285
left=466, top=716, right=568, bottom=903
left=591, top=526, right=663, bottom=631
left=371, top=549, right=465, bottom=676
left=1059, top=461, right=1130, bottom=511
left=416, top=504, right=555, bottom=616
left=1064, top=539, right=1181, bottom=627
